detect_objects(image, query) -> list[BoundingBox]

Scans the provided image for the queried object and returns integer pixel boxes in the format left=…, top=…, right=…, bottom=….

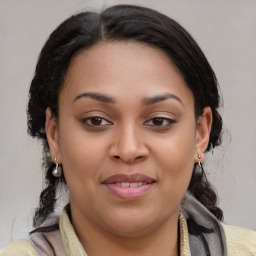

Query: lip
left=102, top=173, right=156, bottom=200
left=102, top=173, right=155, bottom=184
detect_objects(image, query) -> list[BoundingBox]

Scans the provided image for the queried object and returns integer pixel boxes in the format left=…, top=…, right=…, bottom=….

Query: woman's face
left=46, top=41, right=211, bottom=237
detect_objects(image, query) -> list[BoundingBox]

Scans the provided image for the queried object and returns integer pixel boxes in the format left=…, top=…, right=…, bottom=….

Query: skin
left=46, top=41, right=212, bottom=256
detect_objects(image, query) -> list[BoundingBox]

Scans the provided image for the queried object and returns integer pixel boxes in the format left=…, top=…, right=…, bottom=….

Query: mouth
left=102, top=173, right=156, bottom=200
left=115, top=182, right=149, bottom=187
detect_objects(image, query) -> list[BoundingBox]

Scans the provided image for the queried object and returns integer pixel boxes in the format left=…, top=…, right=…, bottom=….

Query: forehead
left=61, top=41, right=193, bottom=106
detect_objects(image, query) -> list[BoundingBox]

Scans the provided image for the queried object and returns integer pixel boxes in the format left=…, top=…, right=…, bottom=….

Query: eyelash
left=81, top=116, right=176, bottom=129
left=144, top=117, right=176, bottom=128
left=82, top=116, right=112, bottom=127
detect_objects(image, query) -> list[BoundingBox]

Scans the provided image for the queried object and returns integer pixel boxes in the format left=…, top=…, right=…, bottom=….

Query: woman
left=1, top=4, right=255, bottom=256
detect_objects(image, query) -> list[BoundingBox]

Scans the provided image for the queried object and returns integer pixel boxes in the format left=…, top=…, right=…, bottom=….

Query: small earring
left=52, top=157, right=62, bottom=177
left=198, top=154, right=202, bottom=168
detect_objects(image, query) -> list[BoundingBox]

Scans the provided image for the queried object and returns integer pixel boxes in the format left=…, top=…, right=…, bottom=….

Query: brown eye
left=145, top=117, right=176, bottom=128
left=152, top=118, right=164, bottom=126
left=82, top=116, right=112, bottom=127
left=91, top=117, right=103, bottom=126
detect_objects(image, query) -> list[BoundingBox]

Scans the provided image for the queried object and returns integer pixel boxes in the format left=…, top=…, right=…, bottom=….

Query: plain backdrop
left=0, top=0, right=255, bottom=247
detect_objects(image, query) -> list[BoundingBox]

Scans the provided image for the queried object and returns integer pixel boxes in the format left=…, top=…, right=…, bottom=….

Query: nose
left=109, top=124, right=149, bottom=164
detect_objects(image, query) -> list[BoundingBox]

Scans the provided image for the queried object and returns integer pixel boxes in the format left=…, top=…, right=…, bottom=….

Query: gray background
left=0, top=0, right=255, bottom=247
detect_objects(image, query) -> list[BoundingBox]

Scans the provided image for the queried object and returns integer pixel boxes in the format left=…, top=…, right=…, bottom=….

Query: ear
left=195, top=106, right=212, bottom=163
left=45, top=107, right=62, bottom=163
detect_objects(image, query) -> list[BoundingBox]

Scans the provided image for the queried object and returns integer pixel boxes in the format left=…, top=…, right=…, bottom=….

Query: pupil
left=91, top=117, right=102, bottom=125
left=153, top=118, right=164, bottom=126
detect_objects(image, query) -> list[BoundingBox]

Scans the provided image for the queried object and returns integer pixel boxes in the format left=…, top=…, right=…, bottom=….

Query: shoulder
left=0, top=239, right=38, bottom=256
left=222, top=223, right=256, bottom=256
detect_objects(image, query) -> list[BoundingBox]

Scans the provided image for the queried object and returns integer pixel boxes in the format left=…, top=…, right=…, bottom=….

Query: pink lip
left=102, top=173, right=155, bottom=184
left=102, top=173, right=155, bottom=200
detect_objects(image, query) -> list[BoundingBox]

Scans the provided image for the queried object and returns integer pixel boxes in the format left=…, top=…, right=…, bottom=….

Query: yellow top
left=223, top=223, right=256, bottom=255
left=0, top=209, right=255, bottom=256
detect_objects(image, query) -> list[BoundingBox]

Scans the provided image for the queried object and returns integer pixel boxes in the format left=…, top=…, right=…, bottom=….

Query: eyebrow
left=142, top=93, right=184, bottom=106
left=73, top=92, right=183, bottom=106
left=73, top=92, right=116, bottom=104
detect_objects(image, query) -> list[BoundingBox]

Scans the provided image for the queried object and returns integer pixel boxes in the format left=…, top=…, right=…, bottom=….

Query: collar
left=179, top=212, right=192, bottom=256
left=59, top=208, right=87, bottom=256
left=180, top=193, right=227, bottom=256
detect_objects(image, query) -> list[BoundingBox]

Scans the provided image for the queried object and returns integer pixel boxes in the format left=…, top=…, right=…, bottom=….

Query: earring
left=195, top=154, right=206, bottom=179
left=198, top=154, right=202, bottom=168
left=52, top=157, right=62, bottom=177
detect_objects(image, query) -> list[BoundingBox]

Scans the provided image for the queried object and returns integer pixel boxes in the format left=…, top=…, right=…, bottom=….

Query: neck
left=71, top=208, right=179, bottom=256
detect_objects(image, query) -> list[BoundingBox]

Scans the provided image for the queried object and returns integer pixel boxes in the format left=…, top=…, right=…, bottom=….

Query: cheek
left=58, top=124, right=108, bottom=190
left=155, top=127, right=196, bottom=193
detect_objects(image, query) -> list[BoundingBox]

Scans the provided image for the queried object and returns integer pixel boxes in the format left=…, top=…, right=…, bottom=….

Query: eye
left=145, top=117, right=176, bottom=127
left=82, top=116, right=112, bottom=127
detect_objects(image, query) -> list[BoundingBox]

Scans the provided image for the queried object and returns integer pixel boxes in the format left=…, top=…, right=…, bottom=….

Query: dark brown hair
left=28, top=4, right=223, bottom=230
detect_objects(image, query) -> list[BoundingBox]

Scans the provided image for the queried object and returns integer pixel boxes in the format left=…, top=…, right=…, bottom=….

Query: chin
left=108, top=221, right=156, bottom=238
left=101, top=209, right=167, bottom=238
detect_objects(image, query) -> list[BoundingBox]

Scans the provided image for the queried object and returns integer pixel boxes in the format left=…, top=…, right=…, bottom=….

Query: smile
left=102, top=173, right=155, bottom=200
left=115, top=182, right=147, bottom=187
